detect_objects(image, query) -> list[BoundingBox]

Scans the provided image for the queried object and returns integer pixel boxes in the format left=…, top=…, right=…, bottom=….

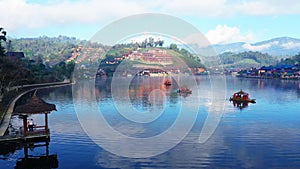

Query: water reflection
left=0, top=140, right=58, bottom=169
left=247, top=78, right=300, bottom=96
left=93, top=76, right=186, bottom=138
left=2, top=76, right=300, bottom=168
left=95, top=76, right=181, bottom=109
left=0, top=140, right=22, bottom=157
left=48, top=77, right=300, bottom=167
left=231, top=101, right=249, bottom=110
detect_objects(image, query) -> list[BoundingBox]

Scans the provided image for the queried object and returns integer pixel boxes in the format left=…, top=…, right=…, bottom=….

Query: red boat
left=229, top=90, right=256, bottom=103
left=164, top=79, right=172, bottom=86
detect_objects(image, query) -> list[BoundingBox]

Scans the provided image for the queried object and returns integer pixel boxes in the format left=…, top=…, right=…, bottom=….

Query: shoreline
left=0, top=81, right=72, bottom=137
left=236, top=75, right=300, bottom=80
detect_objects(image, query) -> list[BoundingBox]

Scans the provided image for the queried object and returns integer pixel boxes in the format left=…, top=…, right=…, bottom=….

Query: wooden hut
left=13, top=91, right=57, bottom=139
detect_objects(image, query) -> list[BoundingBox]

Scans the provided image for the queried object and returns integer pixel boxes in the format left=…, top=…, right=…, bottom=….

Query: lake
left=1, top=75, right=300, bottom=169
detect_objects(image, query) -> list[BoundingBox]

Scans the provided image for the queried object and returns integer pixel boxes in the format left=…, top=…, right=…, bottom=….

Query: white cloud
left=281, top=42, right=300, bottom=49
left=160, top=0, right=227, bottom=16
left=234, top=0, right=300, bottom=16
left=242, top=41, right=278, bottom=51
left=0, top=0, right=144, bottom=31
left=205, top=25, right=254, bottom=44
left=158, top=0, right=300, bottom=17
left=242, top=43, right=270, bottom=51
left=1, top=0, right=300, bottom=38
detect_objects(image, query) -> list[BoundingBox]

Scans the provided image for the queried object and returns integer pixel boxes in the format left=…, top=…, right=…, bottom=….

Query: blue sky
left=1, top=0, right=300, bottom=44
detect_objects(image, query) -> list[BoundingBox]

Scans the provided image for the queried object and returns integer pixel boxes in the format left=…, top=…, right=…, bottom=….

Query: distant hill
left=212, top=37, right=300, bottom=57
left=9, top=36, right=300, bottom=70
left=10, top=36, right=105, bottom=66
left=9, top=36, right=204, bottom=72
left=277, top=53, right=300, bottom=66
left=219, top=51, right=277, bottom=69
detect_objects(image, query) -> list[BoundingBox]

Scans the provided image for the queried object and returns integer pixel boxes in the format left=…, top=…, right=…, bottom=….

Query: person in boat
left=233, top=93, right=237, bottom=99
left=242, top=94, right=249, bottom=100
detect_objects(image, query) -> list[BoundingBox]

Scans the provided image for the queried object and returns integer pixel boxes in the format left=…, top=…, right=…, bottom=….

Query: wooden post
left=45, top=113, right=48, bottom=134
left=23, top=115, right=27, bottom=136
left=24, top=143, right=28, bottom=158
left=46, top=141, right=49, bottom=156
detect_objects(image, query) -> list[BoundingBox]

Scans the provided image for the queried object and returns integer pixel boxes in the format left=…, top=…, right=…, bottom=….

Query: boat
left=177, top=87, right=192, bottom=94
left=164, top=79, right=172, bottom=86
left=229, top=90, right=256, bottom=103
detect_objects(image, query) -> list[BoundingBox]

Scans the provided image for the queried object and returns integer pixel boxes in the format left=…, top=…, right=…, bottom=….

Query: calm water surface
left=1, top=76, right=300, bottom=169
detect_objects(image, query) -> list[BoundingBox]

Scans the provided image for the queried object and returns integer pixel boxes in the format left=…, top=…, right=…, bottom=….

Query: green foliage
left=21, top=58, right=75, bottom=83
left=0, top=54, right=75, bottom=97
left=11, top=36, right=105, bottom=65
left=105, top=47, right=128, bottom=58
left=0, top=28, right=7, bottom=56
left=0, top=57, right=34, bottom=95
left=219, top=51, right=277, bottom=68
left=113, top=37, right=164, bottom=49
left=169, top=43, right=178, bottom=51
left=277, top=52, right=300, bottom=66
left=179, top=48, right=205, bottom=68
left=136, top=37, right=164, bottom=48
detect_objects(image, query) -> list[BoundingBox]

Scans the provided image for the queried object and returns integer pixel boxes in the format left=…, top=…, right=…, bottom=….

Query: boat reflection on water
left=0, top=140, right=58, bottom=169
left=232, top=101, right=249, bottom=110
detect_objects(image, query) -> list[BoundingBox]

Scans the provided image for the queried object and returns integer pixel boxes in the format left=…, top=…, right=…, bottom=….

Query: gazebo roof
left=13, top=92, right=57, bottom=115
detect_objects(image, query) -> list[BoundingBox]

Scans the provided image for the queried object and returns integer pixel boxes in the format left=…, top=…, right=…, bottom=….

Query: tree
left=66, top=61, right=75, bottom=79
left=0, top=57, right=34, bottom=101
left=154, top=39, right=164, bottom=47
left=158, top=40, right=164, bottom=47
left=147, top=37, right=154, bottom=47
left=0, top=28, right=7, bottom=56
left=169, top=43, right=178, bottom=51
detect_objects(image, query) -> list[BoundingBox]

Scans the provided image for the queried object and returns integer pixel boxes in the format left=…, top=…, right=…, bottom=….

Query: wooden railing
left=26, top=128, right=49, bottom=136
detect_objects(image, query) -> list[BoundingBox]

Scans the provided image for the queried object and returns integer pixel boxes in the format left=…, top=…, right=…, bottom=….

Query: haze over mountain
left=211, top=37, right=300, bottom=57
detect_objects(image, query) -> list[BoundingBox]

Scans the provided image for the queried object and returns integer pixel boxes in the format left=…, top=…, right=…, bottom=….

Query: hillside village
left=236, top=63, right=300, bottom=80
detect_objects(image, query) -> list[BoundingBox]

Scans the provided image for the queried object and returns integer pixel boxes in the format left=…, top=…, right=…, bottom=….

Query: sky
left=1, top=0, right=300, bottom=44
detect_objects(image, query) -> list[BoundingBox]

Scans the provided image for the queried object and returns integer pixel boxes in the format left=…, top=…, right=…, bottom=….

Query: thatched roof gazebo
left=13, top=91, right=57, bottom=137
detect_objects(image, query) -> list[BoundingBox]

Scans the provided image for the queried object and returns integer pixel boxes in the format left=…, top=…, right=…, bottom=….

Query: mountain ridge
left=212, top=37, right=300, bottom=57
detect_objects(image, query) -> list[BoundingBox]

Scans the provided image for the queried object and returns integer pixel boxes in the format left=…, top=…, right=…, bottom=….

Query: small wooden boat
left=164, top=79, right=172, bottom=86
left=229, top=90, right=256, bottom=103
left=177, top=87, right=192, bottom=94
left=229, top=97, right=256, bottom=103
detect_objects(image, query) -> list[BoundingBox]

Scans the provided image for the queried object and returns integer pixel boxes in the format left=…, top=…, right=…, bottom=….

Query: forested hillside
left=10, top=36, right=105, bottom=65
left=1, top=35, right=80, bottom=102
left=219, top=51, right=277, bottom=68
left=277, top=52, right=300, bottom=66
left=9, top=35, right=300, bottom=72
